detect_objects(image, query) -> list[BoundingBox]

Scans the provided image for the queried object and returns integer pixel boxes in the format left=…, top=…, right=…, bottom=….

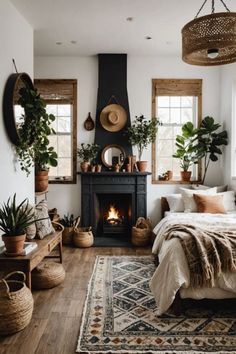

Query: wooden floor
left=0, top=246, right=151, bottom=354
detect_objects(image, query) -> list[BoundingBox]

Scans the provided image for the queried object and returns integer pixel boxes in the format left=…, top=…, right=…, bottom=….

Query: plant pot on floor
left=137, top=161, right=147, bottom=172
left=80, top=161, right=90, bottom=173
left=180, top=171, right=192, bottom=182
left=35, top=170, right=49, bottom=192
left=2, top=234, right=26, bottom=256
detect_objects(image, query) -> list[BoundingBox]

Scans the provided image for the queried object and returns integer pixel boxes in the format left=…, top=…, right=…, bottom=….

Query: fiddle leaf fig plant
left=196, top=116, right=228, bottom=183
left=125, top=115, right=160, bottom=161
left=16, top=85, right=58, bottom=176
left=173, top=117, right=228, bottom=183
left=173, top=122, right=199, bottom=171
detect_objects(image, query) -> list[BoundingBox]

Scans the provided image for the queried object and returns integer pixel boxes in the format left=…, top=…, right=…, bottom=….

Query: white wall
left=220, top=62, right=236, bottom=190
left=35, top=55, right=222, bottom=225
left=0, top=1, right=34, bottom=205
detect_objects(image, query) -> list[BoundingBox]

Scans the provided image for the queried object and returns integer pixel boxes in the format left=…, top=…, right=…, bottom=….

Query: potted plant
left=125, top=115, right=159, bottom=172
left=16, top=85, right=58, bottom=191
left=173, top=122, right=199, bottom=182
left=0, top=194, right=35, bottom=255
left=77, top=143, right=100, bottom=172
left=60, top=214, right=79, bottom=245
left=196, top=116, right=228, bottom=184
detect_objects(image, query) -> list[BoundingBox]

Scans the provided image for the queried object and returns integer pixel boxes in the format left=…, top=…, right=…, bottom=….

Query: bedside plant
left=0, top=194, right=35, bottom=255
left=77, top=143, right=100, bottom=172
left=173, top=122, right=199, bottom=182
left=125, top=115, right=159, bottom=172
left=196, top=116, right=228, bottom=184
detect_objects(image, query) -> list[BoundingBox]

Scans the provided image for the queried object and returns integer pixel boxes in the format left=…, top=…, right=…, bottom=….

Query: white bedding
left=149, top=213, right=236, bottom=315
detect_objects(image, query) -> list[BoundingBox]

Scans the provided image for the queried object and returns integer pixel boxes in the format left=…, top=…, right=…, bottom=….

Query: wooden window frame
left=151, top=79, right=202, bottom=184
left=34, top=79, right=77, bottom=184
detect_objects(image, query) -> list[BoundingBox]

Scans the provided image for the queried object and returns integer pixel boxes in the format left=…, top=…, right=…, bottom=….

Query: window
left=34, top=79, right=77, bottom=183
left=152, top=79, right=202, bottom=183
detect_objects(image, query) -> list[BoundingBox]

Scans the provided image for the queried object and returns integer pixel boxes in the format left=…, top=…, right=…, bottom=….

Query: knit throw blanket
left=164, top=223, right=236, bottom=288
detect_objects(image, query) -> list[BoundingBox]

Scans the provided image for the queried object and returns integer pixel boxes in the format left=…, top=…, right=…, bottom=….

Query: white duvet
left=149, top=213, right=236, bottom=315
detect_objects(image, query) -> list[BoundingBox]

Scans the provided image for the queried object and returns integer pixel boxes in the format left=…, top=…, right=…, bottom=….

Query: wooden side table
left=0, top=223, right=63, bottom=290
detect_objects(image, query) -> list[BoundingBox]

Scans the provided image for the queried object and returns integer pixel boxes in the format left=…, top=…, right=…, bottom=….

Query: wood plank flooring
left=0, top=246, right=151, bottom=354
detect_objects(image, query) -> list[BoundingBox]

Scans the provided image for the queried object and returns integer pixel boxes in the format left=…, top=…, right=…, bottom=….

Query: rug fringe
left=76, top=256, right=101, bottom=353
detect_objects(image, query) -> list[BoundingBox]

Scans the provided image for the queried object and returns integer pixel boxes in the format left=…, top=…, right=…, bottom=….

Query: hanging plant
left=16, top=85, right=58, bottom=176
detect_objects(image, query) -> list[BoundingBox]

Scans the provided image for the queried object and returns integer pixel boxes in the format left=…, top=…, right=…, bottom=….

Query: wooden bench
left=0, top=223, right=63, bottom=290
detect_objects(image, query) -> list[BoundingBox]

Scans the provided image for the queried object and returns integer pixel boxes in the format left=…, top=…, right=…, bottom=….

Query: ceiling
left=10, top=0, right=236, bottom=57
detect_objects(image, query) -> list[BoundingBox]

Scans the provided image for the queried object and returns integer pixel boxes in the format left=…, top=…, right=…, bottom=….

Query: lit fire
left=107, top=205, right=120, bottom=225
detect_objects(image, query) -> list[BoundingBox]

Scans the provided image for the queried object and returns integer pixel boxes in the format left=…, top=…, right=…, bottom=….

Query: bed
left=149, top=196, right=236, bottom=316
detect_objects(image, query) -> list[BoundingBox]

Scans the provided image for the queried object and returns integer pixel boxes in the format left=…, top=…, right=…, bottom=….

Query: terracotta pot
left=2, top=234, right=26, bottom=256
left=95, top=164, right=102, bottom=173
left=137, top=161, right=147, bottom=172
left=181, top=170, right=192, bottom=182
left=35, top=170, right=49, bottom=192
left=90, top=165, right=96, bottom=172
left=167, top=170, right=173, bottom=180
left=80, top=161, right=90, bottom=172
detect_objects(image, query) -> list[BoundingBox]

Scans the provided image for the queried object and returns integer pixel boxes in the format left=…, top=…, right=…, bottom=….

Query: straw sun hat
left=100, top=104, right=127, bottom=132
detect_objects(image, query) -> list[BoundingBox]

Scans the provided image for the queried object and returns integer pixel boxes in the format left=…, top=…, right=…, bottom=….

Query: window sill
left=152, top=179, right=201, bottom=185
left=49, top=178, right=76, bottom=184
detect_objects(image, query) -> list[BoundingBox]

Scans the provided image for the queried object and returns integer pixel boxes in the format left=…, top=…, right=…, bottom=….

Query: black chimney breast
left=95, top=54, right=132, bottom=164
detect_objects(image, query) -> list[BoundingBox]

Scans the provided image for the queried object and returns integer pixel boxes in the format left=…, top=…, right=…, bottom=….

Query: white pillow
left=180, top=187, right=217, bottom=212
left=192, top=184, right=228, bottom=193
left=218, top=191, right=236, bottom=211
left=165, top=194, right=184, bottom=212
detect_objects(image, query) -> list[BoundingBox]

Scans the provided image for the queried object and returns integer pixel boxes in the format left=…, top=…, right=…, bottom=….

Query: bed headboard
left=161, top=197, right=170, bottom=219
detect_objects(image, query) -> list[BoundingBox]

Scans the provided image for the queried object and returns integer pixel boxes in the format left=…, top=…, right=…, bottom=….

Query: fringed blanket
left=164, top=223, right=236, bottom=288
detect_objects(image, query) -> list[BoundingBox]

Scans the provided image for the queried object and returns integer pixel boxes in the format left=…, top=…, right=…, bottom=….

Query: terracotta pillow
left=193, top=194, right=226, bottom=214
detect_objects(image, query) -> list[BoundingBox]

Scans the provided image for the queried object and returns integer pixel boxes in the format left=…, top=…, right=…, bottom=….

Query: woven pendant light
left=182, top=0, right=236, bottom=66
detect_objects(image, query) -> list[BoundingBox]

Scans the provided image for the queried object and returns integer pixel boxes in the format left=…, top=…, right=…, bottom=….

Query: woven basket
left=61, top=216, right=80, bottom=245
left=0, top=271, right=34, bottom=335
left=73, top=227, right=94, bottom=248
left=132, top=217, right=152, bottom=247
left=32, top=262, right=65, bottom=290
left=62, top=226, right=74, bottom=245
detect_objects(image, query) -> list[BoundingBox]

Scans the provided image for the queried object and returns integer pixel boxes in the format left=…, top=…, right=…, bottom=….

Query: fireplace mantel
left=78, top=171, right=151, bottom=241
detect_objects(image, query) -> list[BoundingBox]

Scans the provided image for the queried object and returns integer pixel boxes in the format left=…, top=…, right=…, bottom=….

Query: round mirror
left=3, top=72, right=34, bottom=146
left=101, top=144, right=126, bottom=168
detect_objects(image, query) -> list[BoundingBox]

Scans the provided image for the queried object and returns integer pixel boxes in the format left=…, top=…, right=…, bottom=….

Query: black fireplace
left=96, top=193, right=132, bottom=235
left=78, top=172, right=150, bottom=245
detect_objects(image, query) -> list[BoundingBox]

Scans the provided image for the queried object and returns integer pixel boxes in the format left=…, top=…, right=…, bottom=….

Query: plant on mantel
left=173, top=117, right=228, bottom=183
left=77, top=143, right=100, bottom=172
left=125, top=115, right=160, bottom=172
left=16, top=85, right=58, bottom=192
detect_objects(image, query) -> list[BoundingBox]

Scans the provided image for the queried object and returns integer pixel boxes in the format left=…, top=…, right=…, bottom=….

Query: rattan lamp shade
left=182, top=12, right=236, bottom=66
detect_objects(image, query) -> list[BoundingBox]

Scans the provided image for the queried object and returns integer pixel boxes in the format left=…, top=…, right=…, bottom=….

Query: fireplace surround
left=78, top=172, right=150, bottom=244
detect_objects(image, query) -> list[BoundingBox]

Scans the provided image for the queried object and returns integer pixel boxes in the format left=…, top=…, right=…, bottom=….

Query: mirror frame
left=101, top=144, right=126, bottom=168
left=3, top=72, right=34, bottom=146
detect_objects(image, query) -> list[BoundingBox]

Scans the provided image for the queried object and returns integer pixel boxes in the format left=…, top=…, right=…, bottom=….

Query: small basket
left=32, top=262, right=65, bottom=290
left=61, top=216, right=80, bottom=245
left=73, top=227, right=94, bottom=248
left=0, top=271, right=34, bottom=335
left=132, top=217, right=152, bottom=247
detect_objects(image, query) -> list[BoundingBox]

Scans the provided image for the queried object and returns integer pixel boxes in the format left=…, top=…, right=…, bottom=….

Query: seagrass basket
left=132, top=217, right=152, bottom=247
left=73, top=227, right=94, bottom=248
left=62, top=226, right=74, bottom=245
left=0, top=271, right=34, bottom=335
left=61, top=217, right=80, bottom=245
left=32, top=262, right=65, bottom=290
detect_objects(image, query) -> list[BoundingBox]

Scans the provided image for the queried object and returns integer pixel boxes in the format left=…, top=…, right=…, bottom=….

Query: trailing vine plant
left=16, top=85, right=58, bottom=176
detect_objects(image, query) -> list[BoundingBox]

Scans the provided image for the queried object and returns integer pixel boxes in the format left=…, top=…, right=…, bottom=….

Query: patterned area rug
left=76, top=256, right=236, bottom=354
